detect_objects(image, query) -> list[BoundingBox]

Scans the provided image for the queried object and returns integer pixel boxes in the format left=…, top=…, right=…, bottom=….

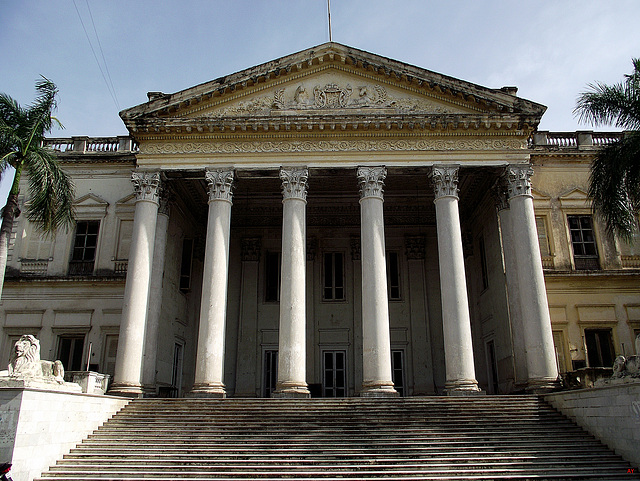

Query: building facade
left=1, top=44, right=638, bottom=397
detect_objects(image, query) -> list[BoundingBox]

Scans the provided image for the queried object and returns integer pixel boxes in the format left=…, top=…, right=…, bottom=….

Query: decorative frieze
left=405, top=235, right=426, bottom=260
left=357, top=166, right=387, bottom=200
left=205, top=169, right=235, bottom=203
left=140, top=138, right=527, bottom=156
left=241, top=237, right=261, bottom=262
left=131, top=171, right=162, bottom=203
left=504, top=165, right=534, bottom=199
left=431, top=165, right=459, bottom=200
left=280, top=167, right=309, bottom=201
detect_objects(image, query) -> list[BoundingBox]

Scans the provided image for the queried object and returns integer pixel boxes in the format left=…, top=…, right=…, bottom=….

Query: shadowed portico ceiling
left=120, top=42, right=546, bottom=141
left=165, top=166, right=500, bottom=230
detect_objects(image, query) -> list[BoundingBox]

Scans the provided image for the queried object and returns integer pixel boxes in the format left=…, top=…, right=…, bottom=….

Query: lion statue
left=7, top=335, right=65, bottom=384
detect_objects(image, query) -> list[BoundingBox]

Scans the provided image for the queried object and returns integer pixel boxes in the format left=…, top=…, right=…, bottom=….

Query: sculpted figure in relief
left=7, top=335, right=65, bottom=384
left=611, top=334, right=640, bottom=378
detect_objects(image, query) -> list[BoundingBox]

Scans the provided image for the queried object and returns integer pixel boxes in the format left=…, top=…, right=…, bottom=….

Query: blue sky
left=2, top=0, right=640, bottom=206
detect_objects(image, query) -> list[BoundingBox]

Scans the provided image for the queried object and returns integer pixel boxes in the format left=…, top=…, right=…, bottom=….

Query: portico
left=108, top=42, right=559, bottom=397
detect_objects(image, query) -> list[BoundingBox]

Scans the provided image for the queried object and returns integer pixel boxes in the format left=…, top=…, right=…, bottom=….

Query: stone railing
left=620, top=255, right=640, bottom=268
left=19, top=259, right=50, bottom=275
left=114, top=260, right=128, bottom=275
left=43, top=136, right=138, bottom=153
left=530, top=131, right=624, bottom=149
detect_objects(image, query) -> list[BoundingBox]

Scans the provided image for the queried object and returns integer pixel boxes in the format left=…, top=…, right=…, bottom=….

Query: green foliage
left=0, top=77, right=74, bottom=235
left=575, top=59, right=640, bottom=241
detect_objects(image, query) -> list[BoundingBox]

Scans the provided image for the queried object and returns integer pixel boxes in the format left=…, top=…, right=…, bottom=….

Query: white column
left=493, top=185, right=528, bottom=388
left=273, top=167, right=310, bottom=398
left=505, top=165, right=559, bottom=392
left=431, top=165, right=480, bottom=395
left=357, top=166, right=397, bottom=397
left=110, top=171, right=161, bottom=397
left=142, top=191, right=170, bottom=395
left=189, top=169, right=234, bottom=398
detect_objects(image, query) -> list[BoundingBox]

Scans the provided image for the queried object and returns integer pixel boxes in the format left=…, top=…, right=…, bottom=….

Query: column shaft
left=431, top=165, right=480, bottom=395
left=505, top=165, right=559, bottom=392
left=189, top=169, right=234, bottom=398
left=358, top=166, right=397, bottom=397
left=142, top=195, right=170, bottom=394
left=110, top=171, right=161, bottom=397
left=494, top=187, right=528, bottom=388
left=274, top=167, right=310, bottom=398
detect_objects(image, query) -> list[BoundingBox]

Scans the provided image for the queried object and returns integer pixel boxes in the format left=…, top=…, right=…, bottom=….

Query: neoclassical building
left=2, top=43, right=639, bottom=397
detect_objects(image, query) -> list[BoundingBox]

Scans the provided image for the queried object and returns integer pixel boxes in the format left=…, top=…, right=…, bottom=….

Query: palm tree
left=574, top=58, right=640, bottom=241
left=0, top=77, right=75, bottom=298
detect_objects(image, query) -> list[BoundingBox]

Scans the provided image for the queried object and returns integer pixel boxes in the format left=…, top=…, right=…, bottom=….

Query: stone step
left=37, top=396, right=638, bottom=481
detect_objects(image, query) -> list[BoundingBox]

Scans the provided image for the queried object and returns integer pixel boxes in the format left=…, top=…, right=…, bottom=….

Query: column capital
left=131, top=171, right=162, bottom=204
left=431, top=165, right=459, bottom=200
left=158, top=184, right=172, bottom=216
left=280, top=167, right=309, bottom=201
left=491, top=182, right=509, bottom=212
left=205, top=168, right=235, bottom=203
left=504, top=164, right=534, bottom=200
left=357, top=166, right=386, bottom=200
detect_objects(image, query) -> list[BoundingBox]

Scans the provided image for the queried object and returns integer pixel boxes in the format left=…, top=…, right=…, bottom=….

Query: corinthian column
left=273, top=167, right=310, bottom=398
left=110, top=171, right=161, bottom=397
left=505, top=165, right=559, bottom=392
left=357, top=166, right=397, bottom=397
left=189, top=169, right=235, bottom=398
left=431, top=165, right=480, bottom=395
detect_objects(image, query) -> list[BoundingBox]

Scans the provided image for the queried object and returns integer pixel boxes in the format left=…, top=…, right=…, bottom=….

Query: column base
left=525, top=377, right=561, bottom=394
left=272, top=381, right=310, bottom=398
left=444, top=379, right=484, bottom=396
left=360, top=381, right=398, bottom=398
left=108, top=382, right=145, bottom=398
left=186, top=382, right=226, bottom=398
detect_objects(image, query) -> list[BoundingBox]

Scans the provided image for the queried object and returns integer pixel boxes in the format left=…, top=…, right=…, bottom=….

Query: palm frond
left=589, top=132, right=640, bottom=241
left=574, top=58, right=640, bottom=130
left=24, top=146, right=75, bottom=235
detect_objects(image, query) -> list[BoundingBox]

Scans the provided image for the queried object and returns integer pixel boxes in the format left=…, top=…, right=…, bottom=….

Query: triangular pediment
left=559, top=188, right=591, bottom=209
left=74, top=193, right=109, bottom=208
left=121, top=42, right=546, bottom=134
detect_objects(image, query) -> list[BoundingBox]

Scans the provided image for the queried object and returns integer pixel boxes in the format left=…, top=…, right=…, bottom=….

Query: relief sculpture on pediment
left=206, top=82, right=452, bottom=117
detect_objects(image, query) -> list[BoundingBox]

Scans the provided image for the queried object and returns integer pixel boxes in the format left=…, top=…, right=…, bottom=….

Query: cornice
left=121, top=43, right=546, bottom=123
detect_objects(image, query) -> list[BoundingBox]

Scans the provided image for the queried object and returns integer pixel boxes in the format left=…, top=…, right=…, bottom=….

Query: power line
left=72, top=0, right=120, bottom=110
left=84, top=0, right=119, bottom=110
left=327, top=0, right=332, bottom=42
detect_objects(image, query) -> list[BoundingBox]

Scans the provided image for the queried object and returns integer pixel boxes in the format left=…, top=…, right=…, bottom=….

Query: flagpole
left=327, top=0, right=332, bottom=42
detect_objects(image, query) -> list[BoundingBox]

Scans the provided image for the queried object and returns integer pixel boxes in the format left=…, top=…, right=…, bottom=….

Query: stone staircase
left=38, top=396, right=637, bottom=480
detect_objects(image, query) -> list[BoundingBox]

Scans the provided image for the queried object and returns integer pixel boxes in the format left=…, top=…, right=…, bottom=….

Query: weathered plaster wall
left=0, top=388, right=129, bottom=481
left=544, top=383, right=640, bottom=467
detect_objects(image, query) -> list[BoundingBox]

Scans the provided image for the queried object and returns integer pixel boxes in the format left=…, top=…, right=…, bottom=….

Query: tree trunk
left=0, top=192, right=19, bottom=301
left=0, top=165, right=23, bottom=301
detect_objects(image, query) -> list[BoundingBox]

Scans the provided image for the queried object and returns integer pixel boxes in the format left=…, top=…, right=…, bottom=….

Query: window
left=391, top=349, right=405, bottom=397
left=263, top=350, right=278, bottom=398
left=57, top=336, right=85, bottom=371
left=567, top=215, right=599, bottom=270
left=179, top=238, right=194, bottom=291
left=386, top=251, right=401, bottom=300
left=478, top=236, right=489, bottom=291
left=323, top=252, right=344, bottom=301
left=265, top=252, right=281, bottom=302
left=69, top=220, right=99, bottom=275
left=584, top=328, right=615, bottom=368
left=323, top=350, right=346, bottom=397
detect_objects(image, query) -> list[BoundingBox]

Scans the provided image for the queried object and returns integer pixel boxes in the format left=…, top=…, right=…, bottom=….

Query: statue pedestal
left=0, top=376, right=82, bottom=393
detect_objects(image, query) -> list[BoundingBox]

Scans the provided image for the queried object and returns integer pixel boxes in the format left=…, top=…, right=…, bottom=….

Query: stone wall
left=0, top=388, right=129, bottom=481
left=544, top=382, right=640, bottom=467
